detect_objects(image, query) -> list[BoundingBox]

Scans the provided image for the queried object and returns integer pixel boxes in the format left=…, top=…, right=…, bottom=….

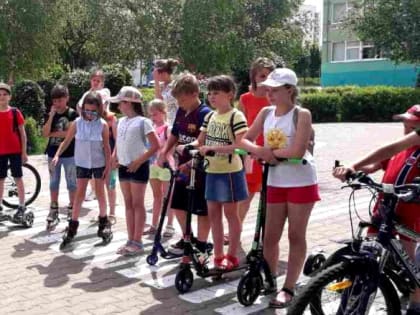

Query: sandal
left=124, top=241, right=144, bottom=256
left=219, top=254, right=239, bottom=271
left=142, top=226, right=156, bottom=235
left=269, top=287, right=294, bottom=309
left=163, top=225, right=175, bottom=238
left=214, top=256, right=225, bottom=269
left=117, top=241, right=131, bottom=255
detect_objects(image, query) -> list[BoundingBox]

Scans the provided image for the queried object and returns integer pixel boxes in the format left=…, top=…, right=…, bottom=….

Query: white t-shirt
left=116, top=116, right=154, bottom=166
left=77, top=88, right=111, bottom=113
left=264, top=106, right=317, bottom=187
left=161, top=84, right=178, bottom=126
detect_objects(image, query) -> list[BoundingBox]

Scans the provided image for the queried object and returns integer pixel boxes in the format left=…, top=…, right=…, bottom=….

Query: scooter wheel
left=146, top=254, right=158, bottom=266
left=303, top=253, right=326, bottom=276
left=175, top=267, right=194, bottom=294
left=22, top=211, right=34, bottom=228
left=237, top=271, right=263, bottom=306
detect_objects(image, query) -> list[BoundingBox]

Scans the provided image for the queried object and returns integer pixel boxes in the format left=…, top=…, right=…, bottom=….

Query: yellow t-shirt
left=201, top=108, right=248, bottom=173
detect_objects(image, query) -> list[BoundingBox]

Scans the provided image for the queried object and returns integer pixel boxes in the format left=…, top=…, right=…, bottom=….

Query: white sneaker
left=84, top=190, right=96, bottom=201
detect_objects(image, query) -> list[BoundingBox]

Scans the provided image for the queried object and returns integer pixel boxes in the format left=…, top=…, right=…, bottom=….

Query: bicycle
left=2, top=162, right=41, bottom=209
left=287, top=168, right=420, bottom=315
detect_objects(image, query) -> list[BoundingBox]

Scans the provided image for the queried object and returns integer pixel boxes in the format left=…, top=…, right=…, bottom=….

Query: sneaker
left=47, top=209, right=59, bottom=221
left=124, top=240, right=144, bottom=256
left=13, top=206, right=26, bottom=222
left=169, top=238, right=185, bottom=255
left=163, top=225, right=175, bottom=238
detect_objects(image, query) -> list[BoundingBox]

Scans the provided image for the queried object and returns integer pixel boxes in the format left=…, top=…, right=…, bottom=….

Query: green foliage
left=0, top=0, right=59, bottom=81
left=300, top=86, right=420, bottom=122
left=37, top=79, right=56, bottom=113
left=11, top=80, right=46, bottom=124
left=300, top=93, right=340, bottom=122
left=59, top=69, right=90, bottom=108
left=102, top=64, right=133, bottom=96
left=24, top=117, right=44, bottom=154
left=140, top=88, right=155, bottom=105
left=348, top=0, right=420, bottom=64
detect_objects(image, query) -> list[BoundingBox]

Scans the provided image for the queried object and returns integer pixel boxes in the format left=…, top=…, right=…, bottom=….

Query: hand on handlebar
left=333, top=165, right=356, bottom=182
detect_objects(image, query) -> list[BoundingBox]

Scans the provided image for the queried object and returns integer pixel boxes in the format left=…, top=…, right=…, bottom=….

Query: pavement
left=0, top=122, right=404, bottom=315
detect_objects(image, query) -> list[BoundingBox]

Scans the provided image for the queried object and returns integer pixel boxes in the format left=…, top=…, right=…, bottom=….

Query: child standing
left=196, top=75, right=249, bottom=270
left=143, top=99, right=175, bottom=237
left=77, top=68, right=111, bottom=201
left=153, top=58, right=179, bottom=126
left=241, top=68, right=320, bottom=308
left=157, top=73, right=212, bottom=256
left=42, top=85, right=78, bottom=225
left=238, top=57, right=275, bottom=225
left=0, top=83, right=28, bottom=220
left=52, top=92, right=111, bottom=244
left=110, top=87, right=160, bottom=256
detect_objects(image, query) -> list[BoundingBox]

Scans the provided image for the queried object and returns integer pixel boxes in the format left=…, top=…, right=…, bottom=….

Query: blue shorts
left=76, top=166, right=105, bottom=179
left=118, top=161, right=149, bottom=184
left=205, top=170, right=248, bottom=203
left=48, top=157, right=77, bottom=192
left=0, top=154, right=22, bottom=179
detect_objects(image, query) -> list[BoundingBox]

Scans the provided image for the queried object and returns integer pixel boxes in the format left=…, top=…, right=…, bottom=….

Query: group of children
left=0, top=56, right=419, bottom=311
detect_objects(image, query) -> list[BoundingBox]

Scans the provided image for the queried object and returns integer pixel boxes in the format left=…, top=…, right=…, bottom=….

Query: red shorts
left=267, top=184, right=321, bottom=204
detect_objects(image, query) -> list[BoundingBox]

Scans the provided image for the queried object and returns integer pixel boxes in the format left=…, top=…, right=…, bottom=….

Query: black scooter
left=174, top=148, right=247, bottom=294
left=146, top=164, right=183, bottom=265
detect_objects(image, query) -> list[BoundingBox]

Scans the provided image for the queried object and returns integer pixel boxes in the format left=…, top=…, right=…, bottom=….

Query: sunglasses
left=83, top=109, right=98, bottom=117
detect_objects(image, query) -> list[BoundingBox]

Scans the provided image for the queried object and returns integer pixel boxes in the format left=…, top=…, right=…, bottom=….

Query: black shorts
left=170, top=174, right=208, bottom=216
left=118, top=161, right=149, bottom=184
left=76, top=166, right=105, bottom=179
left=0, top=154, right=22, bottom=179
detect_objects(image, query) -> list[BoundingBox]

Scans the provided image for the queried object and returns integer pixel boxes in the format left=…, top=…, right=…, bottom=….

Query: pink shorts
left=267, top=184, right=320, bottom=204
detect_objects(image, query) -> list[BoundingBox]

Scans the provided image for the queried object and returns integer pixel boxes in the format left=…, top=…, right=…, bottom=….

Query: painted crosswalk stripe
left=179, top=279, right=239, bottom=303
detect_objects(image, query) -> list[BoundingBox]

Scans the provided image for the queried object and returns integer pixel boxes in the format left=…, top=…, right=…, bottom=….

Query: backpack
left=262, top=106, right=315, bottom=155
left=12, top=107, right=21, bottom=144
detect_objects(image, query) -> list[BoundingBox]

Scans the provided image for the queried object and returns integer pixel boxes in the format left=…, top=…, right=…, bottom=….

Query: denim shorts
left=205, top=170, right=249, bottom=203
left=48, top=157, right=77, bottom=191
left=76, top=166, right=105, bottom=179
left=118, top=161, right=149, bottom=184
left=0, top=154, right=22, bottom=179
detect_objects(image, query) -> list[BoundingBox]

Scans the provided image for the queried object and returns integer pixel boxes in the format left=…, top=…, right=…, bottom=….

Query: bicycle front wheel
left=2, top=163, right=41, bottom=209
left=287, top=261, right=401, bottom=315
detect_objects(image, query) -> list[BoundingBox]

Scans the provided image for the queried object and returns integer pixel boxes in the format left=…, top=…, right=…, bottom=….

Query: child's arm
left=157, top=133, right=178, bottom=166
left=272, top=108, right=312, bottom=159
left=240, top=107, right=275, bottom=162
left=18, top=124, right=28, bottom=163
left=153, top=69, right=163, bottom=99
left=110, top=116, right=118, bottom=169
left=52, top=122, right=76, bottom=163
left=127, top=131, right=160, bottom=172
left=42, top=109, right=67, bottom=138
left=102, top=123, right=111, bottom=179
left=333, top=131, right=420, bottom=181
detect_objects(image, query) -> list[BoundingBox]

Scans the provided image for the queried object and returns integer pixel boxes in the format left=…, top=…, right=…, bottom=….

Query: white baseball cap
left=109, top=86, right=143, bottom=103
left=260, top=68, right=298, bottom=87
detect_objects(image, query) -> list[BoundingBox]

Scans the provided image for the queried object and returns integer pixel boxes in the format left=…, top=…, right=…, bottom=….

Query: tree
left=348, top=0, right=420, bottom=64
left=0, top=0, right=59, bottom=82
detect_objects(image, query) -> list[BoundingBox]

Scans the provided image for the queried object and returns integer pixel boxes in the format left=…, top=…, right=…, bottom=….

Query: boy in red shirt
left=0, top=83, right=28, bottom=220
left=333, top=104, right=420, bottom=315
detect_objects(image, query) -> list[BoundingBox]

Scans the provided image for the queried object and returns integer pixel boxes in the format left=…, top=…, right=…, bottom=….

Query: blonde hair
left=250, top=57, right=275, bottom=90
left=284, top=84, right=299, bottom=104
left=171, top=72, right=200, bottom=98
left=148, top=99, right=167, bottom=117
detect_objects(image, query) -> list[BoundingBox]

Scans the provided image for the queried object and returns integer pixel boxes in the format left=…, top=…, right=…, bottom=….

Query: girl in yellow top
left=196, top=75, right=248, bottom=270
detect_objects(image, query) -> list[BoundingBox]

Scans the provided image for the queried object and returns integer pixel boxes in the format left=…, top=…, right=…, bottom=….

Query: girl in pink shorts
left=241, top=68, right=320, bottom=308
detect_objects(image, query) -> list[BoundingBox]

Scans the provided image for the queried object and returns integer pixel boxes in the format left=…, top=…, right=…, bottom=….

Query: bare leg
left=207, top=201, right=223, bottom=258
left=15, top=177, right=25, bottom=206
left=94, top=178, right=107, bottom=217
left=71, top=179, right=89, bottom=220
left=224, top=202, right=241, bottom=257
left=120, top=181, right=134, bottom=240
left=130, top=182, right=147, bottom=242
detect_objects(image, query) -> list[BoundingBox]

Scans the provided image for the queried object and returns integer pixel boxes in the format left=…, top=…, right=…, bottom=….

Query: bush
left=340, top=86, right=420, bottom=122
left=25, top=116, right=45, bottom=154
left=298, top=77, right=320, bottom=86
left=11, top=80, right=46, bottom=124
left=59, top=69, right=90, bottom=109
left=140, top=88, right=155, bottom=105
left=103, top=64, right=133, bottom=96
left=37, top=79, right=56, bottom=113
left=300, top=92, right=340, bottom=122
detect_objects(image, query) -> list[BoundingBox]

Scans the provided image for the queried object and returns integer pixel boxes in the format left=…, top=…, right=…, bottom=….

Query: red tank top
left=239, top=92, right=269, bottom=146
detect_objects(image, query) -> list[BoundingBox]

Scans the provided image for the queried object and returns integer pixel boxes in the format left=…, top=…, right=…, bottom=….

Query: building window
left=346, top=41, right=360, bottom=60
left=332, top=42, right=345, bottom=61
left=332, top=3, right=346, bottom=23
